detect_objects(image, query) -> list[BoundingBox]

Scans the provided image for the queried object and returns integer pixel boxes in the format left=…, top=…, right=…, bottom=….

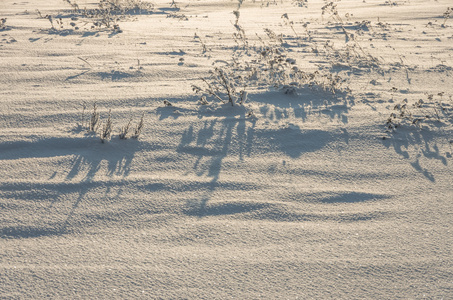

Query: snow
left=1, top=0, right=452, bottom=298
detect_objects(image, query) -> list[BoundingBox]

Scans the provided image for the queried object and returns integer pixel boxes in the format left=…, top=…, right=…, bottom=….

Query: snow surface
left=1, top=0, right=452, bottom=298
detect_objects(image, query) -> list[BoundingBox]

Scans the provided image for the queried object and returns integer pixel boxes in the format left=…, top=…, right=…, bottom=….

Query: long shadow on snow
left=184, top=201, right=268, bottom=217
left=1, top=178, right=267, bottom=238
left=167, top=104, right=333, bottom=217
left=0, top=136, right=141, bottom=180
left=98, top=70, right=135, bottom=81
left=0, top=180, right=145, bottom=239
left=0, top=224, right=68, bottom=239
left=319, top=191, right=389, bottom=203
left=184, top=198, right=390, bottom=221
left=0, top=182, right=389, bottom=237
left=0, top=182, right=92, bottom=238
left=156, top=91, right=351, bottom=218
left=251, top=90, right=350, bottom=125
left=383, top=127, right=449, bottom=182
left=0, top=137, right=143, bottom=238
left=177, top=114, right=331, bottom=178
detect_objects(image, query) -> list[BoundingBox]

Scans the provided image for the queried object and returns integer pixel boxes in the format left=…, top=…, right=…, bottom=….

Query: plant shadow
left=0, top=137, right=141, bottom=181
left=0, top=129, right=147, bottom=238
left=319, top=192, right=389, bottom=203
left=168, top=104, right=334, bottom=217
left=97, top=70, right=134, bottom=81
left=249, top=89, right=351, bottom=125
left=0, top=181, right=125, bottom=239
left=383, top=128, right=449, bottom=182
left=0, top=225, right=69, bottom=239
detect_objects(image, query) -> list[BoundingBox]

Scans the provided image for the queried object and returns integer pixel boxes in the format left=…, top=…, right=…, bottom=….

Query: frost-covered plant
left=119, top=117, right=132, bottom=139
left=232, top=11, right=248, bottom=49
left=250, top=39, right=346, bottom=94
left=170, top=0, right=179, bottom=9
left=46, top=15, right=56, bottom=30
left=263, top=28, right=283, bottom=44
left=319, top=4, right=379, bottom=68
left=60, top=0, right=154, bottom=32
left=281, top=16, right=311, bottom=41
left=40, top=6, right=76, bottom=32
left=386, top=99, right=413, bottom=130
left=71, top=0, right=154, bottom=15
left=132, top=113, right=144, bottom=139
left=89, top=103, right=100, bottom=132
left=192, top=21, right=350, bottom=105
left=78, top=102, right=87, bottom=130
left=281, top=13, right=299, bottom=38
left=190, top=6, right=361, bottom=106
left=192, top=67, right=244, bottom=106
left=100, top=110, right=113, bottom=143
left=192, top=49, right=347, bottom=105
left=426, top=93, right=452, bottom=122
left=119, top=113, right=144, bottom=139
left=322, top=2, right=358, bottom=44
left=385, top=94, right=452, bottom=131
left=76, top=102, right=145, bottom=140
left=198, top=95, right=209, bottom=105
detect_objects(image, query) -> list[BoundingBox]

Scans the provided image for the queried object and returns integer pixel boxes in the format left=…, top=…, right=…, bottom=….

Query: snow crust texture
left=0, top=0, right=452, bottom=298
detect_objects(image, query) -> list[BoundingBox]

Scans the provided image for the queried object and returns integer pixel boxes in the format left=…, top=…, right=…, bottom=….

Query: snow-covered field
left=1, top=0, right=452, bottom=298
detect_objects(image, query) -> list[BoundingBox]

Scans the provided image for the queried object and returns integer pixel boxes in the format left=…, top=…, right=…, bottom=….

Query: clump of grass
left=192, top=18, right=351, bottom=106
left=79, top=103, right=146, bottom=141
left=89, top=103, right=100, bottom=132
left=385, top=93, right=452, bottom=131
left=192, top=66, right=244, bottom=106
left=57, top=0, right=154, bottom=33
left=320, top=2, right=379, bottom=68
left=117, top=113, right=145, bottom=139
left=132, top=113, right=145, bottom=139
left=77, top=102, right=88, bottom=130
left=100, top=110, right=113, bottom=143
left=119, top=117, right=132, bottom=139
